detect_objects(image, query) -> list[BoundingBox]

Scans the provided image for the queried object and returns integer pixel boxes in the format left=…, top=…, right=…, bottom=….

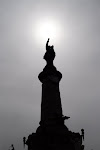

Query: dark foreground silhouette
left=24, top=39, right=85, bottom=150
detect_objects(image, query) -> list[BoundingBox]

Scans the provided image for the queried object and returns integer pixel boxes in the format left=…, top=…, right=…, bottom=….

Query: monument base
left=26, top=120, right=84, bottom=150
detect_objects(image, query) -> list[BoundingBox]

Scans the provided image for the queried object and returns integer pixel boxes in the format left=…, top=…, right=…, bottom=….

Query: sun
left=38, top=21, right=57, bottom=39
left=34, top=18, right=61, bottom=45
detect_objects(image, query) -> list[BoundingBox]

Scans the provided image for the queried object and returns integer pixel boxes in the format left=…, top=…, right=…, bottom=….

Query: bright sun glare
left=34, top=18, right=61, bottom=44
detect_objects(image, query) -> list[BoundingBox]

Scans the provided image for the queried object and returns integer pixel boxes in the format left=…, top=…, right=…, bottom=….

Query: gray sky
left=0, top=0, right=100, bottom=150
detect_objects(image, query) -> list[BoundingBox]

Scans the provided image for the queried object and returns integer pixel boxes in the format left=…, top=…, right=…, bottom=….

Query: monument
left=25, top=39, right=84, bottom=150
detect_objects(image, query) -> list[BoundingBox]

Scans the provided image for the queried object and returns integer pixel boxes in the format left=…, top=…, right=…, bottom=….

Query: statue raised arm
left=46, top=38, right=50, bottom=51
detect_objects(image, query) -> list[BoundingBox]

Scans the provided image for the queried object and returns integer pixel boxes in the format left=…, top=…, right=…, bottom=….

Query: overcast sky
left=0, top=0, right=100, bottom=150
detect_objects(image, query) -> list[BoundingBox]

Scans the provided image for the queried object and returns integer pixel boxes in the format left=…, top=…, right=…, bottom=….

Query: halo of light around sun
left=34, top=18, right=62, bottom=45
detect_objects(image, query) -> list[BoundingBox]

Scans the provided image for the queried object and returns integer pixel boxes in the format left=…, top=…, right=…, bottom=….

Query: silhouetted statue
left=44, top=38, right=55, bottom=63
left=81, top=129, right=84, bottom=141
left=10, top=144, right=15, bottom=150
left=38, top=38, right=63, bottom=126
